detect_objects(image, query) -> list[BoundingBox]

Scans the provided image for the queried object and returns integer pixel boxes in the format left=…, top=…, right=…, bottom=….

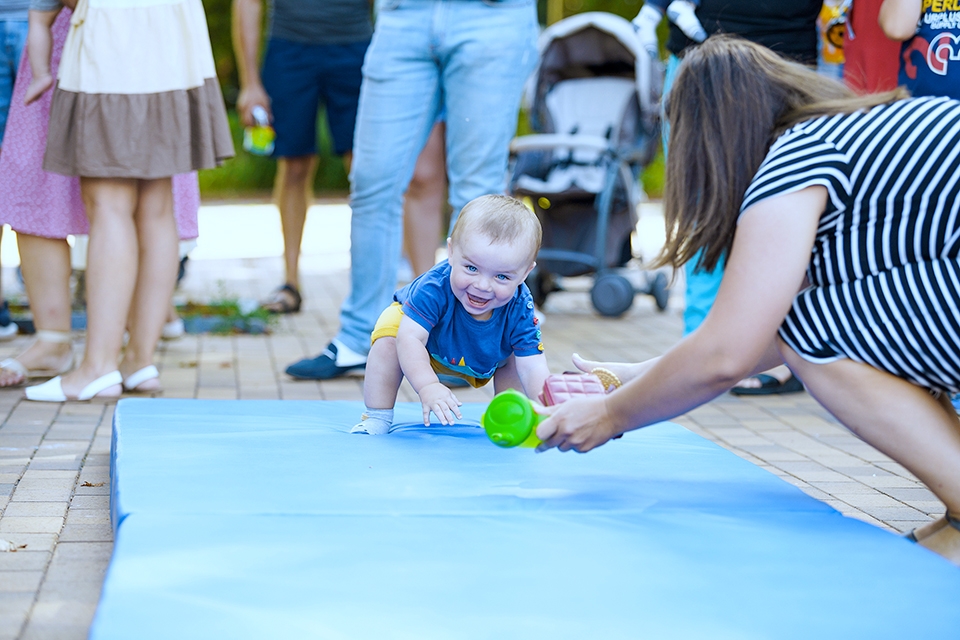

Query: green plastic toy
left=482, top=389, right=543, bottom=448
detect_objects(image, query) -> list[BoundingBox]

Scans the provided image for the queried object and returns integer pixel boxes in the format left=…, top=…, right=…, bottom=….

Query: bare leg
left=0, top=235, right=73, bottom=387
left=352, top=336, right=403, bottom=434
left=55, top=177, right=139, bottom=398
left=267, top=155, right=316, bottom=310
left=362, top=337, right=404, bottom=410
left=0, top=226, right=14, bottom=341
left=781, top=343, right=960, bottom=565
left=403, top=121, right=447, bottom=277
left=120, top=178, right=177, bottom=388
left=493, top=355, right=523, bottom=394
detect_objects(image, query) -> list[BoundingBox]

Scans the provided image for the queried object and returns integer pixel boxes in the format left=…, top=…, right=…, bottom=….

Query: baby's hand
left=24, top=74, right=53, bottom=106
left=418, top=382, right=462, bottom=426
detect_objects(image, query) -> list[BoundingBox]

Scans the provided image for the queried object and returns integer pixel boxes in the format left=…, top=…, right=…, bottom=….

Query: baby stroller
left=509, top=12, right=668, bottom=317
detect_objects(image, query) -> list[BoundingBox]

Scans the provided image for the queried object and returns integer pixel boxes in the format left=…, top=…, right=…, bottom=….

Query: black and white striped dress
left=740, top=96, right=960, bottom=393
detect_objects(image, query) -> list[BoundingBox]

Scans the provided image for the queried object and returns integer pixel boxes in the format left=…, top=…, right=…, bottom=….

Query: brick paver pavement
left=0, top=203, right=945, bottom=638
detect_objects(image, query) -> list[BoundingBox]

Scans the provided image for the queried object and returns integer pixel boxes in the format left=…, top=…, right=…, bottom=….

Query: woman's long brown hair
left=656, top=36, right=909, bottom=272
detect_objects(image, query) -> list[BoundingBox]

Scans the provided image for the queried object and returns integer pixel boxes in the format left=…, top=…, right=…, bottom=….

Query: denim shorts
left=0, top=19, right=28, bottom=147
left=261, top=37, right=370, bottom=158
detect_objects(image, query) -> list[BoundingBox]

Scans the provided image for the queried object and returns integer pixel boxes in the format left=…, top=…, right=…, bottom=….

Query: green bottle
left=482, top=389, right=543, bottom=448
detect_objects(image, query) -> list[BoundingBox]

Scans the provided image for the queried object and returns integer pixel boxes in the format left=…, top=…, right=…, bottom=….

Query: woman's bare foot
left=55, top=365, right=122, bottom=400
left=24, top=74, right=53, bottom=106
left=734, top=364, right=792, bottom=389
left=907, top=515, right=948, bottom=542
left=0, top=336, right=73, bottom=387
left=119, top=361, right=161, bottom=392
left=0, top=363, right=27, bottom=387
left=918, top=515, right=960, bottom=567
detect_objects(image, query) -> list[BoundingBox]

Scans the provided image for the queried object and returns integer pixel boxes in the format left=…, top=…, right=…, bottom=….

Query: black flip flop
left=730, top=373, right=804, bottom=396
left=261, top=284, right=302, bottom=314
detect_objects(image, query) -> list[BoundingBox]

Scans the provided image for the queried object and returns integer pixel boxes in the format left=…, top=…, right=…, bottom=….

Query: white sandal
left=123, top=365, right=160, bottom=392
left=0, top=330, right=74, bottom=387
left=25, top=370, right=122, bottom=402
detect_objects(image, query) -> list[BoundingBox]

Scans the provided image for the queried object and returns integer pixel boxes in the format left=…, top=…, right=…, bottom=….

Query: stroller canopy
left=526, top=12, right=661, bottom=130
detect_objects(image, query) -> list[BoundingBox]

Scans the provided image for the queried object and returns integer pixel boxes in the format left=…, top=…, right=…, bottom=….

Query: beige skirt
left=44, top=0, right=233, bottom=179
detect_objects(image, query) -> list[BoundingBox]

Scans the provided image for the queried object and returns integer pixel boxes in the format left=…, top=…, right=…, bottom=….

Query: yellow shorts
left=370, top=302, right=491, bottom=389
left=371, top=302, right=405, bottom=342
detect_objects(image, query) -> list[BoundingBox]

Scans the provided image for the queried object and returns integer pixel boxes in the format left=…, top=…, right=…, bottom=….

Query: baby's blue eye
left=466, top=265, right=478, bottom=273
left=496, top=274, right=509, bottom=281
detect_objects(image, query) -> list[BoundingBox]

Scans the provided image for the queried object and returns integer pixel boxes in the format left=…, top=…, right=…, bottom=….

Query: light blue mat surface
left=93, top=399, right=960, bottom=639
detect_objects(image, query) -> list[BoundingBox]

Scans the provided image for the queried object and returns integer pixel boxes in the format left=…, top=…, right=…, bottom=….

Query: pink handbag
left=537, top=368, right=621, bottom=406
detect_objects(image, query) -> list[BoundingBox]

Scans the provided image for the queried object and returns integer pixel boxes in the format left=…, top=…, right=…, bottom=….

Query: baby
left=353, top=194, right=551, bottom=435
left=23, top=0, right=62, bottom=106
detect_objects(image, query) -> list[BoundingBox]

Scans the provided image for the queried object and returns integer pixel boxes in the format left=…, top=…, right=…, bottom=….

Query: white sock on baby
left=351, top=408, right=394, bottom=435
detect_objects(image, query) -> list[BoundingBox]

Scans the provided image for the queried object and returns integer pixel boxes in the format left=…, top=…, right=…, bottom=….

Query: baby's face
left=447, top=234, right=535, bottom=321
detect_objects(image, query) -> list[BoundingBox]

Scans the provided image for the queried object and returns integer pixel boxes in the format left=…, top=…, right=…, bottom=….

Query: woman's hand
left=535, top=396, right=621, bottom=453
left=418, top=382, right=462, bottom=426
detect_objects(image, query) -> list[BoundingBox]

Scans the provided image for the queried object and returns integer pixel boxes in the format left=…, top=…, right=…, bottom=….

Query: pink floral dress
left=0, top=9, right=200, bottom=239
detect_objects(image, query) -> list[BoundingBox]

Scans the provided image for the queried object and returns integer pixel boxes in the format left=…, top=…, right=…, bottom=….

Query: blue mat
left=93, top=399, right=960, bottom=639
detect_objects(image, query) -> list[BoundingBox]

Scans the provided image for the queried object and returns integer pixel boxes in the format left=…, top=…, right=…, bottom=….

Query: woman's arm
left=536, top=186, right=826, bottom=452
left=879, top=0, right=922, bottom=41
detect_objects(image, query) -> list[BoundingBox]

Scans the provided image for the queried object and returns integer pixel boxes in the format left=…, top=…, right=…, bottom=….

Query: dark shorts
left=261, top=37, right=369, bottom=158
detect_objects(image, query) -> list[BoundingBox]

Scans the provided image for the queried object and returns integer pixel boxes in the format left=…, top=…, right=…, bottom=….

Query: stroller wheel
left=591, top=273, right=634, bottom=317
left=648, top=271, right=670, bottom=312
left=526, top=269, right=554, bottom=308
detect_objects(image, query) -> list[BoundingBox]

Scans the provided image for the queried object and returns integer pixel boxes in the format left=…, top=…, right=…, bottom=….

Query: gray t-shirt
left=269, top=0, right=372, bottom=46
left=0, top=0, right=30, bottom=21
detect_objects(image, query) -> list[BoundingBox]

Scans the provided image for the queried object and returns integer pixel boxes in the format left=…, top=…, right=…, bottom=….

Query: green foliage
left=641, top=148, right=665, bottom=199
left=178, top=282, right=278, bottom=334
left=549, top=0, right=643, bottom=21
left=203, top=0, right=240, bottom=106
left=198, top=110, right=349, bottom=198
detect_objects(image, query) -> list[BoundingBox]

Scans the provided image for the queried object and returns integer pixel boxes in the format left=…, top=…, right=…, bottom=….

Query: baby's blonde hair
left=449, top=195, right=542, bottom=264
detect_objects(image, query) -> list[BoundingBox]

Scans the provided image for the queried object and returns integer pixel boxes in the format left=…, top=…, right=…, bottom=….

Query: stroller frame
left=509, top=12, right=669, bottom=317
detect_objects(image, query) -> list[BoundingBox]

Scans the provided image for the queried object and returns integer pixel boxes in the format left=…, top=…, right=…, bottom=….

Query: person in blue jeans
left=0, top=0, right=29, bottom=341
left=286, top=0, right=539, bottom=380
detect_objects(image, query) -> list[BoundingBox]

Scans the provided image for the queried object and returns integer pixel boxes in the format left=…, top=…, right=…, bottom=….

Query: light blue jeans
left=337, top=0, right=539, bottom=354
left=663, top=54, right=724, bottom=336
left=0, top=19, right=28, bottom=147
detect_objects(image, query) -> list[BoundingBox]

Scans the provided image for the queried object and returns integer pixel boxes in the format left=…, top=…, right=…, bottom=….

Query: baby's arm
left=24, top=6, right=61, bottom=105
left=396, top=315, right=462, bottom=426
left=514, top=353, right=551, bottom=402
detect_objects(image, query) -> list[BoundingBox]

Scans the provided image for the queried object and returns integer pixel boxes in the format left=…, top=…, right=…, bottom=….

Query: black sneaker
left=285, top=342, right=365, bottom=380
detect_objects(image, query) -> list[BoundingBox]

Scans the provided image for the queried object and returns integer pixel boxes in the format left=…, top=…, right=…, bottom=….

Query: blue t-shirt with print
left=899, top=3, right=960, bottom=99
left=395, top=261, right=543, bottom=381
